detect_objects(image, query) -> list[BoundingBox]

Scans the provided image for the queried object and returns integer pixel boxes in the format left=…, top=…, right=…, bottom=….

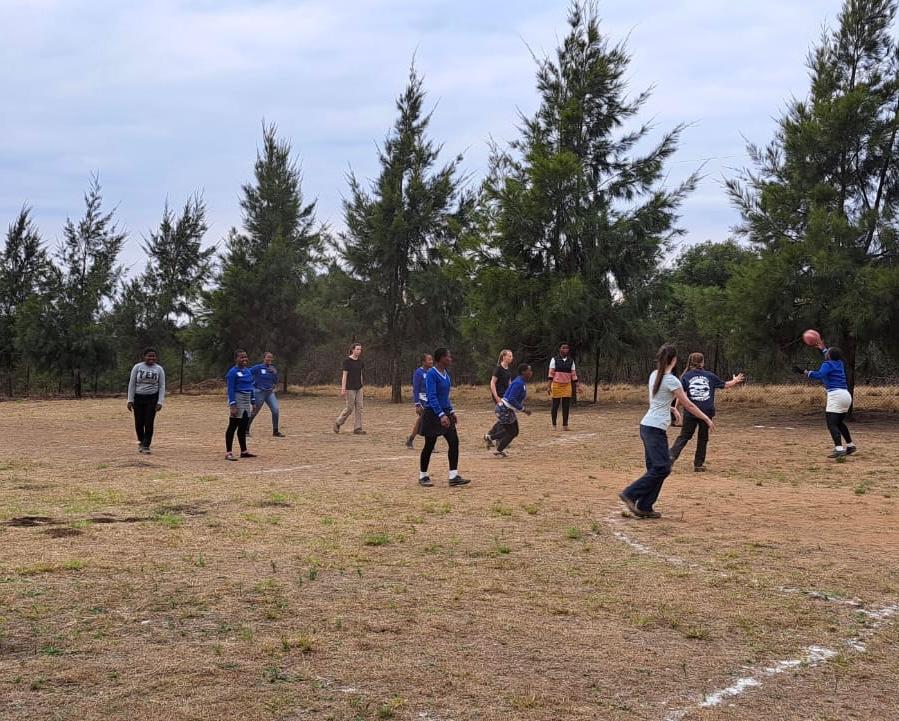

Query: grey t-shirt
left=128, top=363, right=166, bottom=404
left=640, top=371, right=681, bottom=430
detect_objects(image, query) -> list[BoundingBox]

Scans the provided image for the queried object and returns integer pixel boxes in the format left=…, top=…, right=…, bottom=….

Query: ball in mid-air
left=802, top=329, right=822, bottom=347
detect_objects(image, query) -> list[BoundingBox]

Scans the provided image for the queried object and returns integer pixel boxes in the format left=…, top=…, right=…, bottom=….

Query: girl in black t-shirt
left=334, top=343, right=366, bottom=434
left=483, top=349, right=513, bottom=449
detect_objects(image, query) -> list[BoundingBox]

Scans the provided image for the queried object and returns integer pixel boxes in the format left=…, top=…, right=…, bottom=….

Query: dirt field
left=1, top=391, right=897, bottom=721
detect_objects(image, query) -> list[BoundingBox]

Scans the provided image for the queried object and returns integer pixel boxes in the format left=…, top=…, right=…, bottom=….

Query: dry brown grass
left=0, top=394, right=897, bottom=720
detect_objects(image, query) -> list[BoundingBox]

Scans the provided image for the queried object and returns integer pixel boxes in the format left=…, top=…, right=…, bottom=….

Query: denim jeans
left=249, top=388, right=280, bottom=432
left=621, top=425, right=672, bottom=512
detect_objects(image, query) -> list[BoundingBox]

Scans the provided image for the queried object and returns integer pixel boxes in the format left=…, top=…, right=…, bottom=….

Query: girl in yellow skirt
left=547, top=342, right=581, bottom=430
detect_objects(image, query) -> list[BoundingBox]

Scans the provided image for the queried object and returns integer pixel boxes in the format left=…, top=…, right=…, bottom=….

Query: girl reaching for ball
left=797, top=337, right=856, bottom=458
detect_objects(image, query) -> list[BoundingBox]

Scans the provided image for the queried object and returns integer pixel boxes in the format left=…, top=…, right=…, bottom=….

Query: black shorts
left=419, top=408, right=455, bottom=437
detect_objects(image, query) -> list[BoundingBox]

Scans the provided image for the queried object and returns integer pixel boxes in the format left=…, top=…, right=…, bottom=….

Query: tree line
left=2, top=0, right=898, bottom=401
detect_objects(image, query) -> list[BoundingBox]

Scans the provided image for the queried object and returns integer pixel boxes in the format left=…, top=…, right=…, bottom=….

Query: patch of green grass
left=61, top=559, right=86, bottom=571
left=307, top=565, right=319, bottom=581
left=321, top=516, right=335, bottom=526
left=194, top=475, right=220, bottom=483
left=153, top=512, right=184, bottom=529
left=262, top=665, right=291, bottom=683
left=363, top=532, right=390, bottom=547
left=493, top=543, right=511, bottom=556
left=17, top=560, right=85, bottom=576
left=854, top=483, right=869, bottom=495
left=281, top=634, right=315, bottom=654
left=521, top=503, right=539, bottom=515
left=262, top=491, right=291, bottom=507
left=40, top=645, right=62, bottom=656
left=423, top=501, right=451, bottom=515
left=491, top=502, right=513, bottom=517
left=63, top=489, right=124, bottom=515
left=565, top=526, right=584, bottom=540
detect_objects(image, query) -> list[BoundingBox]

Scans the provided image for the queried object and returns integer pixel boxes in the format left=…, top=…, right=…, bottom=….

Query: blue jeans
left=621, top=425, right=672, bottom=512
left=249, top=388, right=280, bottom=432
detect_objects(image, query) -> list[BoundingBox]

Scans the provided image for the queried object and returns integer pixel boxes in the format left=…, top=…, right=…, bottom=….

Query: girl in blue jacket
left=417, top=348, right=470, bottom=488
left=492, top=364, right=534, bottom=457
left=225, top=349, right=257, bottom=461
left=802, top=345, right=856, bottom=458
left=406, top=353, right=433, bottom=449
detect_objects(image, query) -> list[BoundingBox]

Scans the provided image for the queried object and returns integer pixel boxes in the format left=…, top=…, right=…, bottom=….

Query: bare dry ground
left=0, top=391, right=897, bottom=721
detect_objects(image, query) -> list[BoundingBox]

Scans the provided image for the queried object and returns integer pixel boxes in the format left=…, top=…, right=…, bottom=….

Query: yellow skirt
left=550, top=381, right=573, bottom=399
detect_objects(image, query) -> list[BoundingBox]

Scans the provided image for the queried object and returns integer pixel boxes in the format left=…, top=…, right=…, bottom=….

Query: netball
left=803, top=329, right=822, bottom=347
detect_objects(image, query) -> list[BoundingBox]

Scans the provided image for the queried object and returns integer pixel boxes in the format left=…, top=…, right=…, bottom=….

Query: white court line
left=662, top=603, right=898, bottom=720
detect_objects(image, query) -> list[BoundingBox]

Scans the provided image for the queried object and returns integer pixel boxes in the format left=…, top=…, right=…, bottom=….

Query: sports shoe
left=138, top=445, right=148, bottom=454
left=483, top=433, right=495, bottom=449
left=618, top=492, right=640, bottom=516
left=641, top=510, right=662, bottom=519
left=240, top=451, right=257, bottom=458
left=225, top=452, right=238, bottom=462
left=418, top=475, right=433, bottom=487
left=846, top=445, right=857, bottom=455
left=828, top=449, right=847, bottom=459
left=694, top=465, right=706, bottom=472
left=405, top=436, right=415, bottom=449
left=245, top=431, right=252, bottom=438
left=333, top=422, right=340, bottom=434
left=493, top=450, right=508, bottom=458
left=353, top=429, right=367, bottom=435
left=273, top=431, right=286, bottom=438
left=448, top=475, right=471, bottom=487
left=143, top=447, right=152, bottom=455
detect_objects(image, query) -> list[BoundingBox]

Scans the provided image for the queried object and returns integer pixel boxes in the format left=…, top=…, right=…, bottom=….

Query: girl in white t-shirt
left=618, top=344, right=714, bottom=519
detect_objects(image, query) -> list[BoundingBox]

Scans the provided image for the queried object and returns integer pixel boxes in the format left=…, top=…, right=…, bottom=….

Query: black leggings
left=825, top=412, right=852, bottom=447
left=226, top=411, right=250, bottom=452
left=495, top=421, right=519, bottom=452
left=133, top=394, right=158, bottom=447
left=420, top=426, right=460, bottom=473
left=551, top=397, right=571, bottom=426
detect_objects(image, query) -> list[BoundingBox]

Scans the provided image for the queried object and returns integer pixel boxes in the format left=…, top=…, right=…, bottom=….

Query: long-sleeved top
left=250, top=363, right=278, bottom=391
left=501, top=376, right=528, bottom=411
left=807, top=348, right=848, bottom=391
left=226, top=365, right=257, bottom=405
left=425, top=367, right=454, bottom=418
left=128, top=362, right=166, bottom=404
left=412, top=366, right=428, bottom=406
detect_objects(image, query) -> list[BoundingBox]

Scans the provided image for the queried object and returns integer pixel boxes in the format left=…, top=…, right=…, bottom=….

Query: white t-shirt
left=640, top=371, right=681, bottom=430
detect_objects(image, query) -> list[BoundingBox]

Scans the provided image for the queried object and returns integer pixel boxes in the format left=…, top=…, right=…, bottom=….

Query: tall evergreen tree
left=114, top=196, right=212, bottom=383
left=198, top=123, right=323, bottom=384
left=337, top=66, right=471, bottom=402
left=471, top=1, right=697, bottom=374
left=727, top=0, right=899, bottom=389
left=18, top=177, right=124, bottom=398
left=0, top=207, right=53, bottom=394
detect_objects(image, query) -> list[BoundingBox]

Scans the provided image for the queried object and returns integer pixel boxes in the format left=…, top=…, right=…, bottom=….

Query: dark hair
left=434, top=347, right=449, bottom=363
left=682, top=352, right=704, bottom=378
left=143, top=347, right=157, bottom=356
left=234, top=348, right=247, bottom=359
left=826, top=346, right=843, bottom=362
left=349, top=342, right=362, bottom=353
left=559, top=341, right=570, bottom=349
left=420, top=352, right=432, bottom=363
left=517, top=363, right=531, bottom=375
left=653, top=344, right=678, bottom=396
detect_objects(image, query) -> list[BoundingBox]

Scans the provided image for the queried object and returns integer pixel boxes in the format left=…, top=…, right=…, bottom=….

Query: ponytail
left=653, top=344, right=678, bottom=396
left=682, top=352, right=704, bottom=379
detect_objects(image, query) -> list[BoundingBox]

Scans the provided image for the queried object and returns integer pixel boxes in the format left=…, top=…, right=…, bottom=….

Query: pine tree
left=727, top=0, right=899, bottom=388
left=472, top=1, right=697, bottom=374
left=20, top=177, right=125, bottom=398
left=0, top=207, right=53, bottom=394
left=198, top=124, right=323, bottom=384
left=337, top=66, right=470, bottom=402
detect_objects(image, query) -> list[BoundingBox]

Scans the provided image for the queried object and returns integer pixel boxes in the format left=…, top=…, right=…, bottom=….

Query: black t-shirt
left=492, top=364, right=512, bottom=399
left=342, top=357, right=364, bottom=390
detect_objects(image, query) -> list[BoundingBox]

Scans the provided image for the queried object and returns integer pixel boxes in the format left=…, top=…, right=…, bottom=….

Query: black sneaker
left=353, top=429, right=367, bottom=435
left=240, top=451, right=257, bottom=458
left=483, top=433, right=495, bottom=449
left=448, top=475, right=470, bottom=487
left=641, top=510, right=662, bottom=519
left=827, top=449, right=847, bottom=459
left=846, top=446, right=857, bottom=455
left=694, top=465, right=706, bottom=472
left=405, top=436, right=415, bottom=449
left=418, top=475, right=433, bottom=487
left=273, top=431, right=286, bottom=438
left=618, top=492, right=640, bottom=516
left=493, top=450, right=508, bottom=458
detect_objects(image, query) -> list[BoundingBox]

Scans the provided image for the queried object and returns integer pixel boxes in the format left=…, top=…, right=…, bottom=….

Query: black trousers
left=226, top=411, right=250, bottom=453
left=421, top=426, right=459, bottom=473
left=495, top=421, right=519, bottom=452
left=133, top=393, right=158, bottom=448
left=551, top=397, right=571, bottom=426
left=669, top=413, right=709, bottom=468
left=825, top=412, right=852, bottom=446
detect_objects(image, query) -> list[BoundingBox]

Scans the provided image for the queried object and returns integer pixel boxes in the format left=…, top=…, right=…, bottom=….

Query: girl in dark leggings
left=418, top=348, right=470, bottom=488
left=802, top=344, right=856, bottom=458
left=225, top=349, right=257, bottom=461
left=127, top=347, right=165, bottom=454
left=547, top=343, right=580, bottom=430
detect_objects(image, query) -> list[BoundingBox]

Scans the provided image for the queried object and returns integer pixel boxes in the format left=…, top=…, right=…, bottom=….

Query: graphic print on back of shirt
left=687, top=375, right=712, bottom=402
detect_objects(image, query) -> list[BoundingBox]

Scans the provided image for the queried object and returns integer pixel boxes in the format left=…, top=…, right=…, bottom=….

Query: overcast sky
left=1, top=0, right=844, bottom=273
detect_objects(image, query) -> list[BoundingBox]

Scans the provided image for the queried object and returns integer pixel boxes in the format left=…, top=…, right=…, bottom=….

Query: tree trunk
left=73, top=367, right=82, bottom=400
left=25, top=363, right=30, bottom=397
left=179, top=346, right=186, bottom=394
left=593, top=352, right=600, bottom=403
left=283, top=366, right=288, bottom=394
left=390, top=350, right=402, bottom=404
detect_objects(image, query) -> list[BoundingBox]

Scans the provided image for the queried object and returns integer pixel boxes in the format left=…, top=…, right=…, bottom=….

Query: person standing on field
left=670, top=352, right=745, bottom=472
left=418, top=348, right=469, bottom=487
left=225, top=349, right=257, bottom=461
left=619, top=344, right=714, bottom=519
left=127, top=347, right=165, bottom=454
left=248, top=352, right=285, bottom=437
left=547, top=342, right=580, bottom=430
left=406, top=352, right=434, bottom=449
left=334, top=342, right=365, bottom=435
left=483, top=349, right=514, bottom=449
left=800, top=343, right=856, bottom=458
